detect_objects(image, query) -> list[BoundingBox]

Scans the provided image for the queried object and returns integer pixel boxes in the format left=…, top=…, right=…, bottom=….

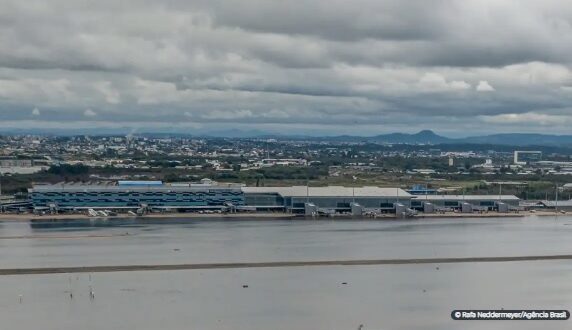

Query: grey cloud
left=1, top=0, right=572, bottom=135
left=209, top=2, right=440, bottom=42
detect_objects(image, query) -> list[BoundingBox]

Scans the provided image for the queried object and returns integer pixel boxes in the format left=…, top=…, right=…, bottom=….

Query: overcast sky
left=1, top=0, right=572, bottom=136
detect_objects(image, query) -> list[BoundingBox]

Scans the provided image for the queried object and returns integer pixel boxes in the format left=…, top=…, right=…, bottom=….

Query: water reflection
left=1, top=262, right=571, bottom=330
left=1, top=216, right=572, bottom=329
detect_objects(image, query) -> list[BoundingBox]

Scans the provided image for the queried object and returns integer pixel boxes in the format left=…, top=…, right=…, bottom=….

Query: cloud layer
left=1, top=0, right=572, bottom=135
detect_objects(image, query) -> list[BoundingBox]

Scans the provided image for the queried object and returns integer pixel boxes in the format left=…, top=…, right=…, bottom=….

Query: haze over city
left=1, top=1, right=572, bottom=136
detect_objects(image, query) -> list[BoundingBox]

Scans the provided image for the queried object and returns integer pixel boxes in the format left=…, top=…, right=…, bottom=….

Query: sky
left=1, top=0, right=572, bottom=136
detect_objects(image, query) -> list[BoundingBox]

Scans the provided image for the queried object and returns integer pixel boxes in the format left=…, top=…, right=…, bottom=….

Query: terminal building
left=28, top=180, right=521, bottom=215
left=29, top=181, right=414, bottom=215
left=242, top=186, right=413, bottom=214
left=29, top=180, right=244, bottom=212
left=410, top=194, right=520, bottom=213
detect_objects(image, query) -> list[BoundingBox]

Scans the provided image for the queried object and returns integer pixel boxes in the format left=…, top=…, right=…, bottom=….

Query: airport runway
left=2, top=254, right=572, bottom=275
left=0, top=233, right=130, bottom=240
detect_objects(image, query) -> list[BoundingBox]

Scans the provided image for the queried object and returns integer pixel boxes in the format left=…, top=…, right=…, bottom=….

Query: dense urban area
left=2, top=133, right=572, bottom=216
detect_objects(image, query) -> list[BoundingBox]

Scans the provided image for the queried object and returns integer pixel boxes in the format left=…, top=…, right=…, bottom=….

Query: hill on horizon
left=3, top=128, right=572, bottom=147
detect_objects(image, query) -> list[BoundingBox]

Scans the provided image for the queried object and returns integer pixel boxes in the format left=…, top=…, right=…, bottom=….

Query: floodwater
left=1, top=216, right=572, bottom=329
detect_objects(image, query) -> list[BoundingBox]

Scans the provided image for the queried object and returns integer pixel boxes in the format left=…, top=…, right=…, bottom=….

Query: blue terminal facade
left=29, top=181, right=244, bottom=210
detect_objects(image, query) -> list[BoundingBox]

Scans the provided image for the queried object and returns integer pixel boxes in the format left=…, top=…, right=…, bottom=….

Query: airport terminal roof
left=118, top=180, right=163, bottom=186
left=412, top=194, right=520, bottom=201
left=241, top=186, right=412, bottom=198
left=540, top=200, right=572, bottom=207
left=29, top=181, right=243, bottom=192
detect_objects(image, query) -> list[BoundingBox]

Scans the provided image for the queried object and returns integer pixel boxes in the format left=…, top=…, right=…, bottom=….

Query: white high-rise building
left=513, top=151, right=542, bottom=165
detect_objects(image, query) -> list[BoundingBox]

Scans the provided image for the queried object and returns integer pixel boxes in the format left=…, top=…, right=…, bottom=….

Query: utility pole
left=555, top=184, right=559, bottom=214
left=306, top=166, right=309, bottom=203
left=352, top=186, right=355, bottom=204
left=304, top=164, right=310, bottom=209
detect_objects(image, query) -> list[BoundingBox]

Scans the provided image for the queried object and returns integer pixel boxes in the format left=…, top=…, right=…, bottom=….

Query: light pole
left=555, top=184, right=559, bottom=214
left=352, top=186, right=355, bottom=204
left=306, top=166, right=309, bottom=203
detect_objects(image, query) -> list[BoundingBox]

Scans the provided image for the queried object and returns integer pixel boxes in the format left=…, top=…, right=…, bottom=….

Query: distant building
left=0, top=158, right=46, bottom=174
left=0, top=159, right=33, bottom=167
left=407, top=184, right=437, bottom=195
left=258, top=159, right=307, bottom=167
left=408, top=169, right=437, bottom=175
left=513, top=151, right=542, bottom=165
left=471, top=158, right=494, bottom=170
left=562, top=183, right=572, bottom=190
left=539, top=200, right=572, bottom=212
left=0, top=166, right=46, bottom=174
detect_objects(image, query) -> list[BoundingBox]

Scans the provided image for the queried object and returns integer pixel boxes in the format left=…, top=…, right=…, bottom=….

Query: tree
left=47, top=164, right=89, bottom=176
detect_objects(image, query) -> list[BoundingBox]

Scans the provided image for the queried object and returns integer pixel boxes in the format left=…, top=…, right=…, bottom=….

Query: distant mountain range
left=4, top=127, right=572, bottom=147
left=329, top=130, right=452, bottom=144
left=457, top=133, right=572, bottom=146
left=318, top=130, right=572, bottom=147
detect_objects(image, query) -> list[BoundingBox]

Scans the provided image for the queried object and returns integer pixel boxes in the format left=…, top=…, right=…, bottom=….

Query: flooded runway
left=2, top=216, right=572, bottom=329
left=3, top=254, right=572, bottom=275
